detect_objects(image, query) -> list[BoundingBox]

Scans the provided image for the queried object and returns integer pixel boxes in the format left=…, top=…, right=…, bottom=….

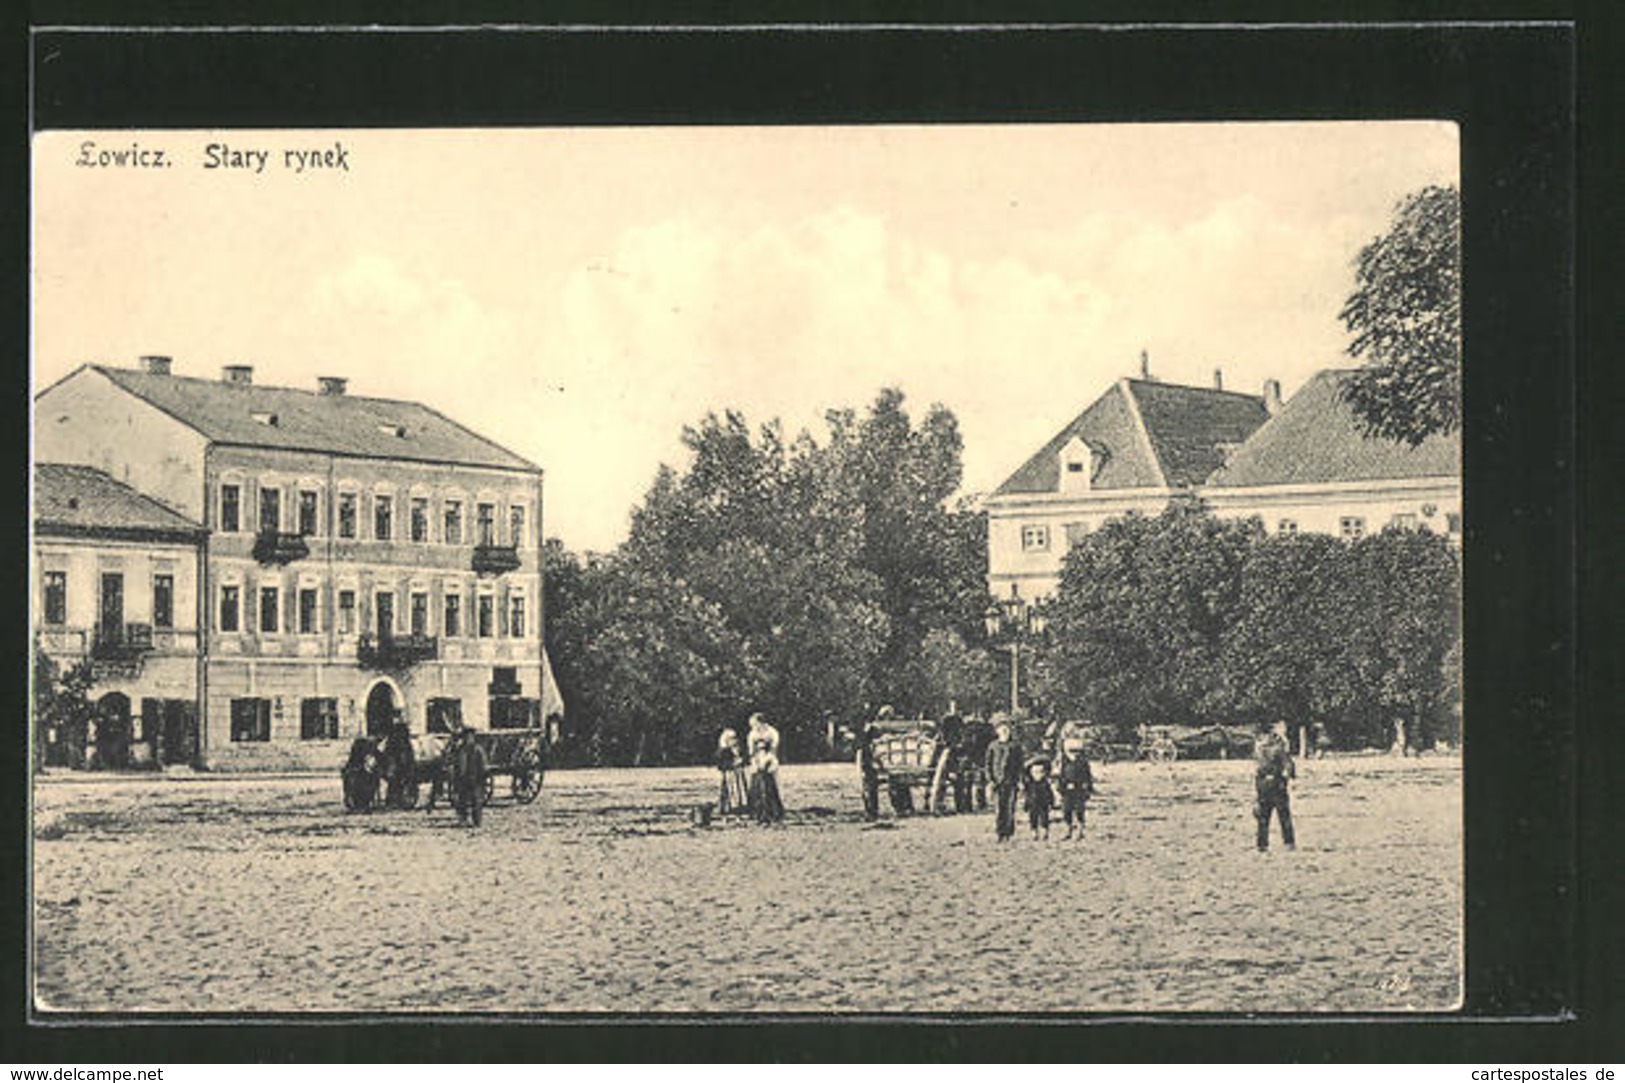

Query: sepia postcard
left=28, top=118, right=1478, bottom=1018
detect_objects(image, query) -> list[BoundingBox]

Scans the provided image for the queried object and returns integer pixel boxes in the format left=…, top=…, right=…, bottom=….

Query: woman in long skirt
left=716, top=727, right=749, bottom=816
left=746, top=712, right=785, bottom=823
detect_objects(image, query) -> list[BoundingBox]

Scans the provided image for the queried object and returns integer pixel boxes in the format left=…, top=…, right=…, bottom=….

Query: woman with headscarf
left=746, top=712, right=784, bottom=824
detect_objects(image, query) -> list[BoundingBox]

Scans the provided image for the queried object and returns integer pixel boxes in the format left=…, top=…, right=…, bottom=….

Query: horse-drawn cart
left=859, top=715, right=992, bottom=816
left=341, top=726, right=546, bottom=813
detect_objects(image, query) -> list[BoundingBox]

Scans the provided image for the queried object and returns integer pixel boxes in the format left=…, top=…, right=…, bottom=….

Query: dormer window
left=377, top=423, right=408, bottom=438
left=251, top=411, right=279, bottom=426
left=1058, top=436, right=1095, bottom=495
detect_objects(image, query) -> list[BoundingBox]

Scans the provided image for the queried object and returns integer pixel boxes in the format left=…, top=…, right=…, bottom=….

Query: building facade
left=985, top=367, right=1461, bottom=599
left=984, top=370, right=1272, bottom=598
left=33, top=463, right=206, bottom=769
left=36, top=357, right=561, bottom=771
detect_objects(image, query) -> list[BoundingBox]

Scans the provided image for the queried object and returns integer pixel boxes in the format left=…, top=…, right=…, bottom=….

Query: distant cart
left=342, top=727, right=546, bottom=811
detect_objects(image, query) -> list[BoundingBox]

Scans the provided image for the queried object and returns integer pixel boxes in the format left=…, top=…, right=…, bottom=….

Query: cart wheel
left=927, top=753, right=954, bottom=815
left=1149, top=739, right=1177, bottom=763
left=511, top=750, right=542, bottom=804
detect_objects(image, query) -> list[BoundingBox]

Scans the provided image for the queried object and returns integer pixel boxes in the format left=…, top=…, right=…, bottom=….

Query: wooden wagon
left=341, top=726, right=546, bottom=812
left=859, top=716, right=991, bottom=815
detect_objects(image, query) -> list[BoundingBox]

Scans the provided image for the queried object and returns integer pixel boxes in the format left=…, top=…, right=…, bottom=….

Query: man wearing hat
left=447, top=721, right=490, bottom=828
left=1254, top=719, right=1296, bottom=851
left=984, top=715, right=1024, bottom=842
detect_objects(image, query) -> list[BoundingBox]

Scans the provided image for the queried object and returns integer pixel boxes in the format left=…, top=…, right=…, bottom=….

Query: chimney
left=317, top=376, right=348, bottom=396
left=1263, top=378, right=1283, bottom=415
left=1139, top=349, right=1151, bottom=380
left=221, top=364, right=253, bottom=385
left=1213, top=367, right=1224, bottom=391
left=139, top=355, right=172, bottom=376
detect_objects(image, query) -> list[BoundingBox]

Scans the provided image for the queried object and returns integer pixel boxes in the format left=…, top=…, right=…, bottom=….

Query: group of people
left=982, top=717, right=1096, bottom=843
left=985, top=714, right=1299, bottom=850
left=708, top=708, right=1302, bottom=851
left=715, top=712, right=785, bottom=825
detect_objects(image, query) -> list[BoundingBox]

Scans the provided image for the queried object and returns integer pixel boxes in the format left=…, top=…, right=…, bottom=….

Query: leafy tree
left=1038, top=505, right=1461, bottom=750
left=911, top=627, right=1002, bottom=718
left=1037, top=499, right=1261, bottom=726
left=1339, top=184, right=1461, bottom=445
left=33, top=644, right=95, bottom=771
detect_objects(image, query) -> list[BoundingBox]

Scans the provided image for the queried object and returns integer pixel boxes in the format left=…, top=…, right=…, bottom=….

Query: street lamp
left=984, top=588, right=1047, bottom=714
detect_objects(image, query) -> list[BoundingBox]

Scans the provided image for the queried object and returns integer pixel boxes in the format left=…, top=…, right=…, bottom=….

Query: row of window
left=219, top=482, right=528, bottom=547
left=1017, top=511, right=1462, bottom=552
left=230, top=694, right=527, bottom=742
left=40, top=570, right=174, bottom=629
left=217, top=582, right=527, bottom=639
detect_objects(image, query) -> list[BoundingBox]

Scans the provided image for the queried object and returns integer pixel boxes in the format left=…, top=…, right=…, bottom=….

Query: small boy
left=1023, top=756, right=1055, bottom=840
left=1056, top=737, right=1095, bottom=840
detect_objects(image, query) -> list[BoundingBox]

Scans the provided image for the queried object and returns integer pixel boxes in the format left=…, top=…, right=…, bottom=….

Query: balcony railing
left=252, top=530, right=311, bottom=565
left=357, top=633, right=439, bottom=670
left=471, top=543, right=521, bottom=576
left=91, top=622, right=154, bottom=661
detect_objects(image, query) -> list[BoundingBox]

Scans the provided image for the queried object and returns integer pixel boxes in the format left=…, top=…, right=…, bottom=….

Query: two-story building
left=984, top=366, right=1272, bottom=599
left=33, top=462, right=207, bottom=768
left=985, top=364, right=1462, bottom=599
left=1201, top=368, right=1462, bottom=539
left=35, top=356, right=562, bottom=771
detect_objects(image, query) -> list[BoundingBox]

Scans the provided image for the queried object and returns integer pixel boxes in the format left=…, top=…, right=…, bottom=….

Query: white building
left=985, top=367, right=1461, bottom=599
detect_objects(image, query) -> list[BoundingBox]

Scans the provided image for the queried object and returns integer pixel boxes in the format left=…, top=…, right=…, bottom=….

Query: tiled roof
left=1206, top=370, right=1460, bottom=488
left=86, top=365, right=539, bottom=473
left=1128, top=379, right=1272, bottom=487
left=34, top=463, right=204, bottom=537
left=992, top=379, right=1268, bottom=496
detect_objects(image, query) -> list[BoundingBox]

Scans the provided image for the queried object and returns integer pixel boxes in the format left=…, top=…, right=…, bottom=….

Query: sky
left=33, top=123, right=1458, bottom=552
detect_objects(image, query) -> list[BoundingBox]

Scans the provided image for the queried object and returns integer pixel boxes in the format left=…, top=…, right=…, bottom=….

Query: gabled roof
left=992, top=378, right=1269, bottom=497
left=34, top=463, right=204, bottom=539
left=1206, top=369, right=1460, bottom=488
left=76, top=365, right=539, bottom=473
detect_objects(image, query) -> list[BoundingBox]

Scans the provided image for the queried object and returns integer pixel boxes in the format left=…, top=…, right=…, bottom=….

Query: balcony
left=357, top=633, right=439, bottom=671
left=252, top=530, right=311, bottom=565
left=471, top=543, right=521, bottom=576
left=90, top=623, right=154, bottom=677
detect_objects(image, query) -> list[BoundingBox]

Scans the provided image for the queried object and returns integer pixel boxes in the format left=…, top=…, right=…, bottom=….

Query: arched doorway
left=95, top=692, right=132, bottom=770
left=364, top=679, right=403, bottom=738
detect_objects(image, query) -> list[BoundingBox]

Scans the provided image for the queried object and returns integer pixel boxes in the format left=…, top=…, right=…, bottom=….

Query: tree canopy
left=1037, top=504, right=1461, bottom=749
left=1338, top=184, right=1462, bottom=446
left=545, top=388, right=998, bottom=766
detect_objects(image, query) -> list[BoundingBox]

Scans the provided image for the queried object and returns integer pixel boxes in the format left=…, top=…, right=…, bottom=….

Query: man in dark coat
left=984, top=717, right=1023, bottom=842
left=1255, top=719, right=1297, bottom=851
left=447, top=725, right=489, bottom=828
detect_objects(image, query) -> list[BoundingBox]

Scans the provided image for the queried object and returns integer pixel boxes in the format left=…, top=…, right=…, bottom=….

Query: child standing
left=1023, top=756, right=1055, bottom=840
left=1056, top=737, right=1095, bottom=840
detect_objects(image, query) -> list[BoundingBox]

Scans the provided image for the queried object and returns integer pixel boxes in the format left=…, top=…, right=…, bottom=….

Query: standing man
left=984, top=716, right=1023, bottom=843
left=856, top=720, right=882, bottom=821
left=1254, top=719, right=1297, bottom=852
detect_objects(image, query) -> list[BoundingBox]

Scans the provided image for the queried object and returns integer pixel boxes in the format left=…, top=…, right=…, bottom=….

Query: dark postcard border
left=13, top=18, right=1588, bottom=1063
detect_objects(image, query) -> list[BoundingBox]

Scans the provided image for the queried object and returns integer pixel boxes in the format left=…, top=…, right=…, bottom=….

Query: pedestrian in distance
left=1023, top=756, right=1054, bottom=840
left=1254, top=718, right=1297, bottom=851
left=1056, top=733, right=1095, bottom=840
left=984, top=716, right=1023, bottom=842
left=857, top=718, right=883, bottom=822
left=447, top=723, right=490, bottom=828
left=746, top=712, right=785, bottom=824
left=716, top=725, right=749, bottom=817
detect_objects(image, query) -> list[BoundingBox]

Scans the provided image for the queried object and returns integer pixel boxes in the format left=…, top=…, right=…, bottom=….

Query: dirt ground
left=32, top=754, right=1461, bottom=1015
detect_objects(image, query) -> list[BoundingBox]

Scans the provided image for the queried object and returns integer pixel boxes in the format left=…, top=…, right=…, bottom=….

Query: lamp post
left=984, top=590, right=1047, bottom=714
